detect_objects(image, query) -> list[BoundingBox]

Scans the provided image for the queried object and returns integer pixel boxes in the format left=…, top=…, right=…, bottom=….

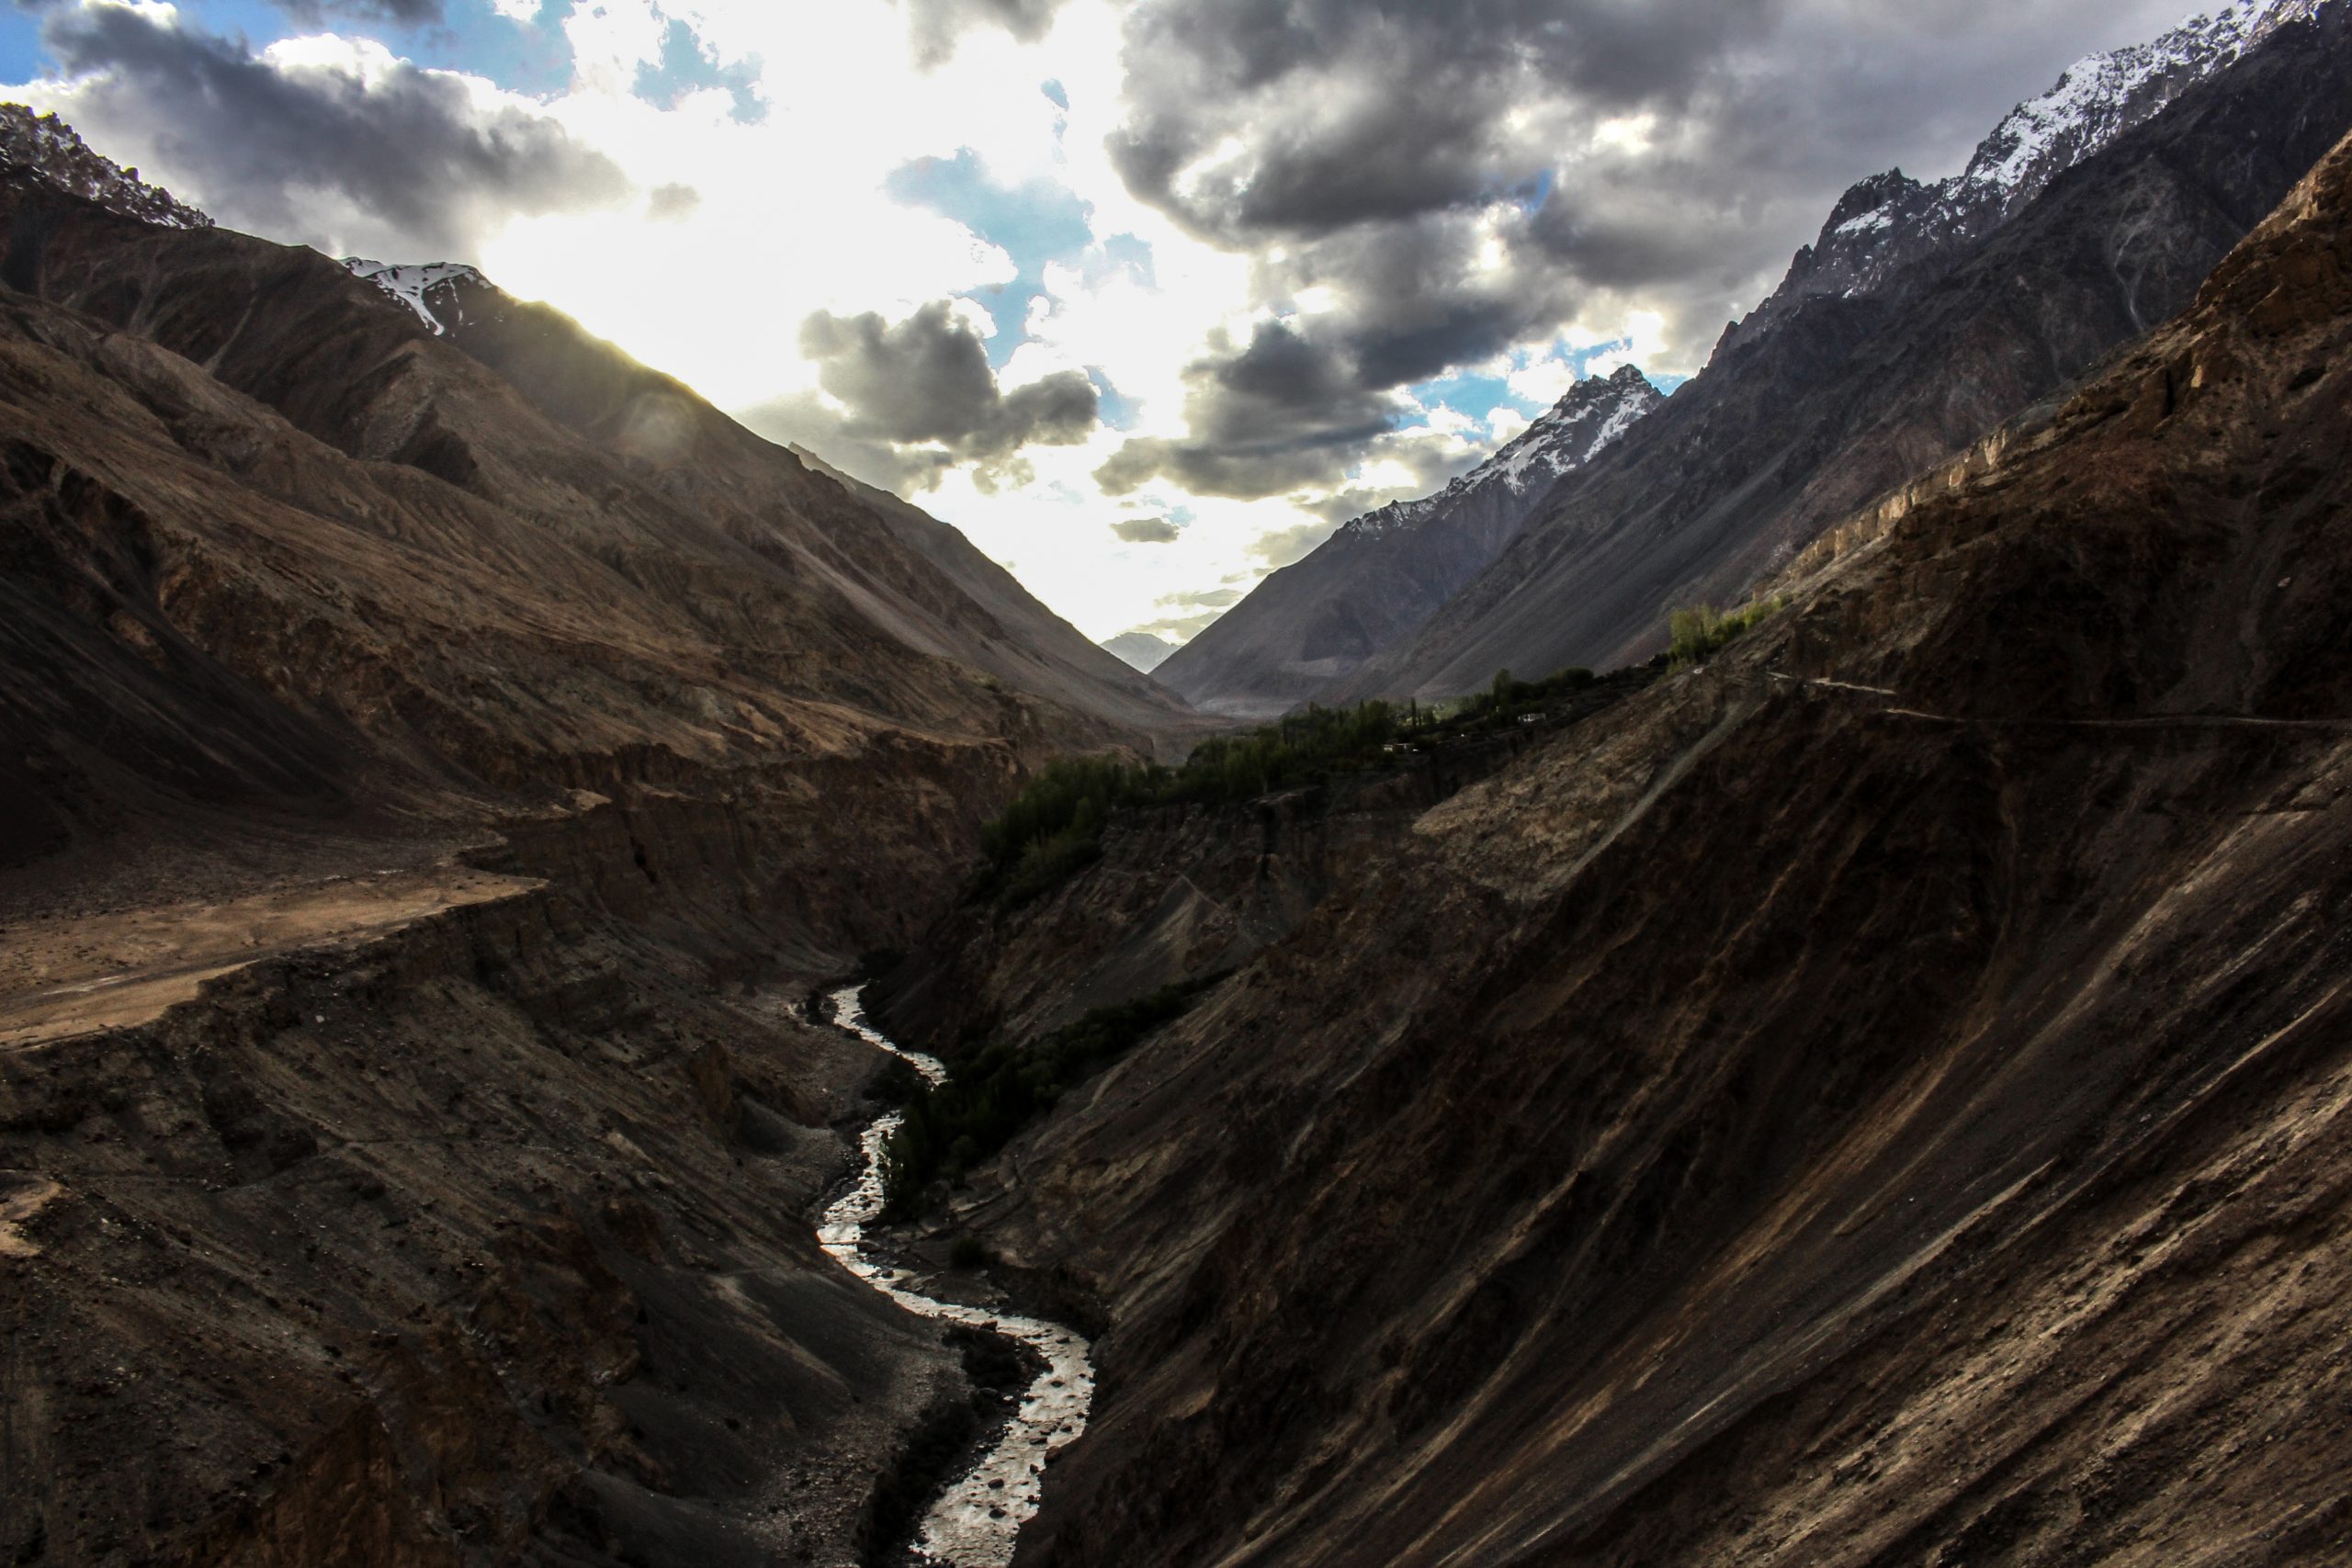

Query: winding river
left=817, top=985, right=1096, bottom=1567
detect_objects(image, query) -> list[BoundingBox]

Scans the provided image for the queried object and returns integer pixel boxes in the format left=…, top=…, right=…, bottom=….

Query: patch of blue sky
left=1497, top=166, right=1554, bottom=215
left=633, top=16, right=761, bottom=121
left=885, top=145, right=1095, bottom=369
left=1091, top=373, right=1141, bottom=432
left=0, top=9, right=46, bottom=85
left=423, top=1, right=580, bottom=98
left=1414, top=369, right=1519, bottom=429
left=1084, top=231, right=1154, bottom=289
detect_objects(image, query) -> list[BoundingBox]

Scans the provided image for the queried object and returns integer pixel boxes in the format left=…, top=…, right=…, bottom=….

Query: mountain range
left=1168, top=0, right=2352, bottom=717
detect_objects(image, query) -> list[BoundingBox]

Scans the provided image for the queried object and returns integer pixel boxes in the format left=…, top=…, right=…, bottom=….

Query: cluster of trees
left=978, top=666, right=1600, bottom=904
left=879, top=977, right=1220, bottom=1217
left=1668, top=598, right=1783, bottom=669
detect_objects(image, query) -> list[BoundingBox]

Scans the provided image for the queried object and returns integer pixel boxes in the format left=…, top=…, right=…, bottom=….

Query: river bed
left=816, top=985, right=1095, bottom=1567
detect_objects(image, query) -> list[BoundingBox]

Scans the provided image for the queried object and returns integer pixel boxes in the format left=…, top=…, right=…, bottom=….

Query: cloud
left=30, top=2, right=627, bottom=258
left=1125, top=581, right=1246, bottom=640
left=267, top=0, right=446, bottom=26
left=801, top=300, right=1101, bottom=452
left=645, top=181, right=701, bottom=220
left=902, top=0, right=1070, bottom=64
left=1109, top=0, right=1780, bottom=243
left=1095, top=318, right=1406, bottom=499
left=1245, top=519, right=1332, bottom=569
left=1161, top=585, right=1239, bottom=608
left=1110, top=514, right=1180, bottom=543
left=791, top=299, right=1102, bottom=487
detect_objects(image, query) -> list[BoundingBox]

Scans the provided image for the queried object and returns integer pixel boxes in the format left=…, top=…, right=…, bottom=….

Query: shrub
left=1668, top=597, right=1783, bottom=669
left=949, top=1235, right=989, bottom=1269
left=882, top=975, right=1225, bottom=1217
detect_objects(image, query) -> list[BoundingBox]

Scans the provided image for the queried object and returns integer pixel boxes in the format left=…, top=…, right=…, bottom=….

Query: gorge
left=6, top=2, right=2352, bottom=1564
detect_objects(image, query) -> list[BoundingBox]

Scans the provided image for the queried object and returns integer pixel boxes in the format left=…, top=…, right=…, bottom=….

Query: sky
left=0, top=0, right=2196, bottom=645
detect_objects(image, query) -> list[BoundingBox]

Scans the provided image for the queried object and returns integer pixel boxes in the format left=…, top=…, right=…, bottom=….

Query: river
left=816, top=985, right=1096, bottom=1567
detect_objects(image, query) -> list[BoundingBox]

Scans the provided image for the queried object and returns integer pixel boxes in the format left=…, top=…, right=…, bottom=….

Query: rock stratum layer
left=902, top=123, right=2352, bottom=1568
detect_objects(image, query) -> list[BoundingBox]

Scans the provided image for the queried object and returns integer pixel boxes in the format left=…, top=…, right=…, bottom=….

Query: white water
left=817, top=985, right=1095, bottom=1567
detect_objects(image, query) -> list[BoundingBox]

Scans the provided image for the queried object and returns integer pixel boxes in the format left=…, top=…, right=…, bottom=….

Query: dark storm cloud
left=797, top=300, right=1102, bottom=489
left=40, top=3, right=627, bottom=256
left=1091, top=0, right=1803, bottom=497
left=1097, top=319, right=1404, bottom=499
left=268, top=0, right=446, bottom=26
left=1111, top=0, right=1780, bottom=240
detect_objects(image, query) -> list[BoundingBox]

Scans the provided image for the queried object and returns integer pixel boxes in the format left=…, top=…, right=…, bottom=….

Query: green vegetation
left=978, top=665, right=1600, bottom=905
left=880, top=976, right=1225, bottom=1217
left=948, top=1235, right=989, bottom=1269
left=1667, top=597, right=1785, bottom=669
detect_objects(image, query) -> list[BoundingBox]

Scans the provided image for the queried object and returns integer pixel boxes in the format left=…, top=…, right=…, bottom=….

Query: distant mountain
left=1154, top=365, right=1662, bottom=719
left=0, top=109, right=1206, bottom=897
left=1103, top=631, right=1178, bottom=673
left=1345, top=0, right=2352, bottom=701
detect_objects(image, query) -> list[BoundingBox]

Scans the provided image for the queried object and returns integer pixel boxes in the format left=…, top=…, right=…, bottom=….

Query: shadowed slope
left=929, top=122, right=2352, bottom=1568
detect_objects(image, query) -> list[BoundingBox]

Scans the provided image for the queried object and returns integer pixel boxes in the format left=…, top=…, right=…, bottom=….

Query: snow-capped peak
left=1951, top=0, right=2324, bottom=216
left=1719, top=0, right=2335, bottom=355
left=342, top=258, right=485, bottom=335
left=1339, top=366, right=1662, bottom=542
left=0, top=104, right=210, bottom=230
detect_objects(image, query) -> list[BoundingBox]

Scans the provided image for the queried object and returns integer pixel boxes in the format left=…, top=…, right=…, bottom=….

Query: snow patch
left=342, top=258, right=485, bottom=335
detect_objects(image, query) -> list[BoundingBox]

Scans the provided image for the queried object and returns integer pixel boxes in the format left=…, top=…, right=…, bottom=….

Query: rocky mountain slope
left=888, top=118, right=2352, bottom=1568
left=0, top=121, right=1192, bottom=1566
left=1340, top=0, right=2352, bottom=702
left=336, top=257, right=1201, bottom=755
left=1152, top=366, right=1660, bottom=719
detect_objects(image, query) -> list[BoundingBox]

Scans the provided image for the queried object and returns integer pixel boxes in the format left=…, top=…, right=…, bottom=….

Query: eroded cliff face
left=873, top=672, right=1656, bottom=1059
left=907, top=130, right=2352, bottom=1568
left=1, top=879, right=968, bottom=1567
